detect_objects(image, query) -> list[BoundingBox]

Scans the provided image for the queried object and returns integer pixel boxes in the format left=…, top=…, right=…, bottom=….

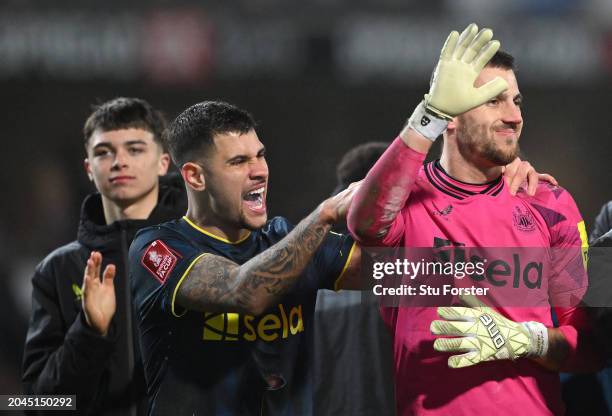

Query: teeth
left=248, top=187, right=265, bottom=196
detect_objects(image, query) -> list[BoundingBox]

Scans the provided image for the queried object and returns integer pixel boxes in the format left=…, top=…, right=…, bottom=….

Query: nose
left=502, top=102, right=522, bottom=126
left=249, top=158, right=268, bottom=181
left=112, top=149, right=128, bottom=170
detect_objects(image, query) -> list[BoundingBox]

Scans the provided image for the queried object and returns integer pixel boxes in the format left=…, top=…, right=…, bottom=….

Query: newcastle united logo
left=513, top=206, right=536, bottom=232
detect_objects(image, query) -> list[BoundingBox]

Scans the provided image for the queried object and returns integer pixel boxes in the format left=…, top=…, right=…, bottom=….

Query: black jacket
left=22, top=175, right=186, bottom=415
left=584, top=201, right=612, bottom=359
left=591, top=201, right=612, bottom=243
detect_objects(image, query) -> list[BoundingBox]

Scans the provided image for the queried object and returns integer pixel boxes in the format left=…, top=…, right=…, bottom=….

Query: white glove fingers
left=439, top=30, right=459, bottom=60
left=458, top=293, right=493, bottom=313
left=448, top=351, right=479, bottom=369
left=433, top=336, right=477, bottom=353
left=473, top=39, right=501, bottom=70
left=462, top=28, right=493, bottom=64
left=436, top=306, right=479, bottom=320
left=474, top=77, right=509, bottom=107
left=431, top=319, right=477, bottom=336
left=453, top=23, right=479, bottom=60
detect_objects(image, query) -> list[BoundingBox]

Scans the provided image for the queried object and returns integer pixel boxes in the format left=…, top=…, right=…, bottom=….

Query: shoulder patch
left=141, top=240, right=181, bottom=284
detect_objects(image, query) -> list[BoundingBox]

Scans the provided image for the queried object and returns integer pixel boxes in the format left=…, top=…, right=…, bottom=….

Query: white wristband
left=522, top=321, right=549, bottom=358
left=407, top=101, right=449, bottom=142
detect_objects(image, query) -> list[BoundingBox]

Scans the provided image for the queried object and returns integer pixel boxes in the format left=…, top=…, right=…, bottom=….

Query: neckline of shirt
left=425, top=160, right=504, bottom=200
left=181, top=216, right=252, bottom=245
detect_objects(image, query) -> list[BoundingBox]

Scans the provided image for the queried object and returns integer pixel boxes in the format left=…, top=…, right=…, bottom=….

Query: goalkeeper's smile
left=453, top=66, right=524, bottom=167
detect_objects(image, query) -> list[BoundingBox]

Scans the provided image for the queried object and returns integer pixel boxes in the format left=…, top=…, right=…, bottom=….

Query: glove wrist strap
left=407, top=101, right=449, bottom=142
left=522, top=321, right=549, bottom=358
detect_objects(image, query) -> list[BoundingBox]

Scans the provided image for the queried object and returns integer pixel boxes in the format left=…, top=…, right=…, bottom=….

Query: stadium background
left=2, top=0, right=612, bottom=405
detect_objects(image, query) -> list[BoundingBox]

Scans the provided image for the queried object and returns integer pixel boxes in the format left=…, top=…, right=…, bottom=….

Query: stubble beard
left=457, top=121, right=520, bottom=166
left=239, top=212, right=267, bottom=231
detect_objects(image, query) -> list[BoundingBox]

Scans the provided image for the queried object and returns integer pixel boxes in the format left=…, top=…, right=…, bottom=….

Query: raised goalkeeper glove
left=430, top=295, right=548, bottom=369
left=408, top=23, right=508, bottom=142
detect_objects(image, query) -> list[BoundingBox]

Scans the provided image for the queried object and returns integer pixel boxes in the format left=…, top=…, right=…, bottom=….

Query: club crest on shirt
left=513, top=206, right=536, bottom=232
left=141, top=240, right=180, bottom=284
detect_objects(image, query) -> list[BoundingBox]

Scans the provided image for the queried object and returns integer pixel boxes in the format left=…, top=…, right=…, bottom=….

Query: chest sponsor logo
left=513, top=206, right=536, bottom=232
left=434, top=237, right=543, bottom=289
left=202, top=303, right=304, bottom=342
left=141, top=240, right=180, bottom=284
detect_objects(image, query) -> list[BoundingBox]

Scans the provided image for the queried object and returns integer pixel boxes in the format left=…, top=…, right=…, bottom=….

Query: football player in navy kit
left=129, top=101, right=362, bottom=415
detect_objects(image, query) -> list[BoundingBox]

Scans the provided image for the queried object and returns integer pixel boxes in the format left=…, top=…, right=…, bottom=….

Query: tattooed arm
left=176, top=184, right=360, bottom=316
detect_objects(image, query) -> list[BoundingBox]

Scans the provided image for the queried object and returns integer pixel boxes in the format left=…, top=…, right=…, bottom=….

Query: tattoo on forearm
left=177, top=207, right=331, bottom=314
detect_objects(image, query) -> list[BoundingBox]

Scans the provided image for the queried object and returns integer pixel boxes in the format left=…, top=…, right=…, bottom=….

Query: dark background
left=2, top=0, right=612, bottom=397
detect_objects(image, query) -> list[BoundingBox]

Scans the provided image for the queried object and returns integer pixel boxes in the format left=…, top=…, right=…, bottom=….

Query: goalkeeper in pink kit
left=347, top=24, right=602, bottom=415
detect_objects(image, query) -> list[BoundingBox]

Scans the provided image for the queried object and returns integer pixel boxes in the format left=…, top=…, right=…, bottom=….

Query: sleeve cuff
left=65, top=312, right=116, bottom=359
left=170, top=253, right=207, bottom=318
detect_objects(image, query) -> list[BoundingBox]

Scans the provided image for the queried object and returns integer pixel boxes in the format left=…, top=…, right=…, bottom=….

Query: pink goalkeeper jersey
left=374, top=145, right=589, bottom=415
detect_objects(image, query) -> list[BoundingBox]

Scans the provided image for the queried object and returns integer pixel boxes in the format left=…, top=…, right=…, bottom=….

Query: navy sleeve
left=313, top=231, right=356, bottom=291
left=130, top=227, right=203, bottom=318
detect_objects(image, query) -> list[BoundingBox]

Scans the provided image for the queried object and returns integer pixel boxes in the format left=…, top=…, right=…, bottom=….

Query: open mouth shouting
left=243, top=184, right=266, bottom=214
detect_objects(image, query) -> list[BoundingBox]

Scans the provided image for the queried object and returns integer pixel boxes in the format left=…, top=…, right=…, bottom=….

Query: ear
left=181, top=162, right=205, bottom=191
left=84, top=158, right=94, bottom=181
left=447, top=117, right=458, bottom=132
left=158, top=152, right=170, bottom=176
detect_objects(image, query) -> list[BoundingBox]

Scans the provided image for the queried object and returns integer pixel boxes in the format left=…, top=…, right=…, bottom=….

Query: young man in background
left=22, top=97, right=186, bottom=415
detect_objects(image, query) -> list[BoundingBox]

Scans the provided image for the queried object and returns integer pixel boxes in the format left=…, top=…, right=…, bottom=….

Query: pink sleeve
left=347, top=137, right=426, bottom=246
left=347, top=137, right=426, bottom=247
left=546, top=187, right=603, bottom=371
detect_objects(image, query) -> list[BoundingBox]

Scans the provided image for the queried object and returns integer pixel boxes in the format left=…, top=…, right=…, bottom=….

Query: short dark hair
left=165, top=101, right=256, bottom=166
left=487, top=50, right=515, bottom=71
left=83, top=97, right=167, bottom=149
left=336, top=142, right=389, bottom=187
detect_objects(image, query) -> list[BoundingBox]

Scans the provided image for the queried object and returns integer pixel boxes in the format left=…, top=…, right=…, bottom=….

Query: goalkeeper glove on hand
left=430, top=294, right=548, bottom=369
left=408, top=23, right=508, bottom=142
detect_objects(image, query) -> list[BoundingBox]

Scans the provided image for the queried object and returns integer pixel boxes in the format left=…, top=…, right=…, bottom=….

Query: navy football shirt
left=129, top=216, right=355, bottom=415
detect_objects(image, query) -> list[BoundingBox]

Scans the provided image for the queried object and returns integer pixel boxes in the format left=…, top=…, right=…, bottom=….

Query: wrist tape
left=407, top=101, right=449, bottom=142
left=522, top=321, right=549, bottom=358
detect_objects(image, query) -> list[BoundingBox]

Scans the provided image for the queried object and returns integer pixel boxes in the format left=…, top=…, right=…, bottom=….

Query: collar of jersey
left=425, top=160, right=504, bottom=200
left=182, top=216, right=252, bottom=244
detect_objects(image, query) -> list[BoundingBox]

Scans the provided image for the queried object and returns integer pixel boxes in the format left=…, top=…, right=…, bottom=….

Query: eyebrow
left=93, top=139, right=149, bottom=150
left=225, top=146, right=266, bottom=163
left=498, top=92, right=523, bottom=101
